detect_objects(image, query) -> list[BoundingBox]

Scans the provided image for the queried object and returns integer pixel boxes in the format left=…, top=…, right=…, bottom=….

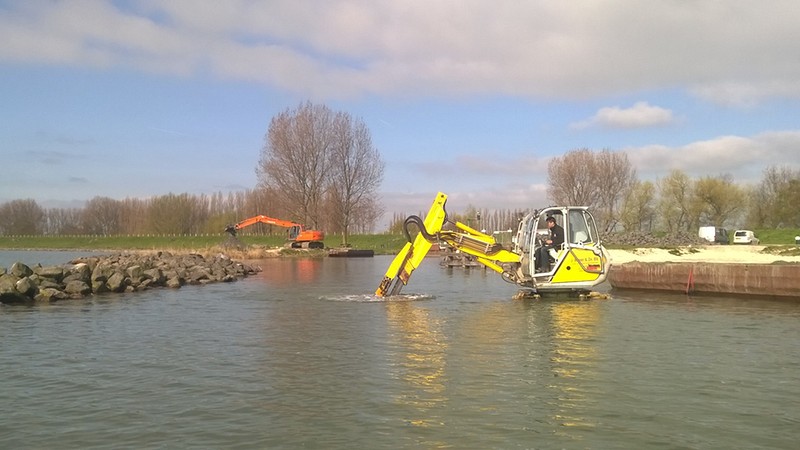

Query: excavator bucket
left=224, top=224, right=238, bottom=236
left=375, top=192, right=449, bottom=297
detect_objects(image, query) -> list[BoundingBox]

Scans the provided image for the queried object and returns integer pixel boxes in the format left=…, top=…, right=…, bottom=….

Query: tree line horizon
left=2, top=102, right=799, bottom=238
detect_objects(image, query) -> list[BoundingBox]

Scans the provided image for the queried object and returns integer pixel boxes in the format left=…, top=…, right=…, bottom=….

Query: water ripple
left=2, top=256, right=799, bottom=449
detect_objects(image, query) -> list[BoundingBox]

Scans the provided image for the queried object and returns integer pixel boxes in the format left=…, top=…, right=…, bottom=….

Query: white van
left=699, top=226, right=728, bottom=244
left=733, top=230, right=759, bottom=245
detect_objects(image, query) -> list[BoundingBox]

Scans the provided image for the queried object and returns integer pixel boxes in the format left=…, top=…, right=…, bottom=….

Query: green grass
left=0, top=235, right=229, bottom=251
left=2, top=228, right=798, bottom=255
left=751, top=228, right=800, bottom=245
left=322, top=234, right=410, bottom=252
left=0, top=233, right=411, bottom=255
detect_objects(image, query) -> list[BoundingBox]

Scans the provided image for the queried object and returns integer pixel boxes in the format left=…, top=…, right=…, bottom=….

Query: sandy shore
left=608, top=245, right=800, bottom=265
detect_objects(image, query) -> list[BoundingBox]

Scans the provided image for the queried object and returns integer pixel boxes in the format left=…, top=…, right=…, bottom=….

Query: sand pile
left=608, top=245, right=800, bottom=265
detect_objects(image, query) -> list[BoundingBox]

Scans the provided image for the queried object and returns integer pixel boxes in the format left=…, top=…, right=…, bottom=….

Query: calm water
left=1, top=252, right=799, bottom=449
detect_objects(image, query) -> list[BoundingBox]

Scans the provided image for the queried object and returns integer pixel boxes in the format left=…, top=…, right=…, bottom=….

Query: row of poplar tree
left=2, top=163, right=799, bottom=237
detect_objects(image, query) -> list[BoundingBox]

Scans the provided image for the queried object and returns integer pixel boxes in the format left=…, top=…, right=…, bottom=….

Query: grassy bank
left=2, top=229, right=798, bottom=255
left=0, top=234, right=410, bottom=255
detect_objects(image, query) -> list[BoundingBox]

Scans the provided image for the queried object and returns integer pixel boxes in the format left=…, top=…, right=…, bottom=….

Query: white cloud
left=3, top=1, right=800, bottom=104
left=625, top=131, right=800, bottom=183
left=572, top=102, right=674, bottom=129
left=690, top=80, right=800, bottom=108
left=390, top=129, right=800, bottom=218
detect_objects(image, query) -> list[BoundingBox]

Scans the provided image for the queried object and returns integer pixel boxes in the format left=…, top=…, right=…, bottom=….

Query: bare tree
left=244, top=187, right=282, bottom=219
left=547, top=148, right=599, bottom=206
left=774, top=178, right=800, bottom=227
left=547, top=148, right=636, bottom=232
left=117, top=197, right=149, bottom=234
left=594, top=149, right=637, bottom=232
left=619, top=180, right=656, bottom=231
left=657, top=170, right=693, bottom=232
left=742, top=185, right=765, bottom=228
left=82, top=196, right=121, bottom=235
left=258, top=101, right=334, bottom=228
left=45, top=207, right=83, bottom=235
left=350, top=200, right=384, bottom=234
left=692, top=175, right=743, bottom=228
left=327, top=111, right=384, bottom=244
left=148, top=193, right=206, bottom=234
left=0, top=199, right=45, bottom=235
left=753, top=165, right=800, bottom=227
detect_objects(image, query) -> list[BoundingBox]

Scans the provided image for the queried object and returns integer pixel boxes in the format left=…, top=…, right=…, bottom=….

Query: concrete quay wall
left=607, top=262, right=800, bottom=299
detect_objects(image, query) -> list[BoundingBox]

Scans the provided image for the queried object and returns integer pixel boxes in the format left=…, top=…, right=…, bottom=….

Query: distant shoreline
left=4, top=243, right=800, bottom=265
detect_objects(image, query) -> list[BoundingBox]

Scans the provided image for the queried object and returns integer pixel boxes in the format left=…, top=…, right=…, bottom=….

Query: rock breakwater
left=0, top=252, right=260, bottom=304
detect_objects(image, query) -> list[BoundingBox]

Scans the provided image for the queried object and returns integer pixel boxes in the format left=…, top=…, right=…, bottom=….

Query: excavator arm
left=375, top=193, right=449, bottom=297
left=375, top=192, right=522, bottom=297
left=225, top=215, right=303, bottom=235
left=437, top=221, right=521, bottom=274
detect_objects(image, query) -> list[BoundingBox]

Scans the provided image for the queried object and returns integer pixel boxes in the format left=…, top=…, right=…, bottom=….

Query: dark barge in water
left=327, top=248, right=375, bottom=257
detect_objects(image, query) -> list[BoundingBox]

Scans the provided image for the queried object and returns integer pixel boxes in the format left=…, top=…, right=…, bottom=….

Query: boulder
left=10, top=262, right=33, bottom=278
left=64, top=280, right=91, bottom=297
left=69, top=263, right=92, bottom=282
left=0, top=274, right=28, bottom=303
left=35, top=287, right=69, bottom=302
left=126, top=265, right=143, bottom=282
left=15, top=277, right=38, bottom=297
left=34, top=265, right=65, bottom=281
left=106, top=272, right=127, bottom=292
left=143, top=268, right=164, bottom=285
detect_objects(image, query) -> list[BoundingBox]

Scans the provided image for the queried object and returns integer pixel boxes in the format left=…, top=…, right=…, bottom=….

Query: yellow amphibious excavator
left=376, top=192, right=609, bottom=299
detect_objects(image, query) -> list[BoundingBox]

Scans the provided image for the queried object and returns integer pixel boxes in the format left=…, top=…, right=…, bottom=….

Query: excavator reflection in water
left=384, top=301, right=448, bottom=430
left=376, top=192, right=610, bottom=299
left=224, top=215, right=325, bottom=249
left=383, top=292, right=603, bottom=434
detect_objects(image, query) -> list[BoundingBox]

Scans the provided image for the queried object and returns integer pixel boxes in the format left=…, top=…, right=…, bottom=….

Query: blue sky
left=2, top=1, right=800, bottom=228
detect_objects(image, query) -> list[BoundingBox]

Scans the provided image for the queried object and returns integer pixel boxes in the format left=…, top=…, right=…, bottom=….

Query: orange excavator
left=224, top=215, right=325, bottom=249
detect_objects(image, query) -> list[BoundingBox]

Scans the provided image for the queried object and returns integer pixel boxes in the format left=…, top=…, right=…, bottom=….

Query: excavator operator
left=535, top=216, right=564, bottom=272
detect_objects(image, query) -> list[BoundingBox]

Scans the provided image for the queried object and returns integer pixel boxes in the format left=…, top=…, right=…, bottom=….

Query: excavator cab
left=512, top=206, right=607, bottom=291
left=376, top=192, right=608, bottom=299
left=287, top=225, right=301, bottom=241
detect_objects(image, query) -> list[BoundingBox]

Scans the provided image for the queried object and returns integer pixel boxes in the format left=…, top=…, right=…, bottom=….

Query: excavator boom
left=225, top=215, right=303, bottom=233
left=375, top=192, right=449, bottom=297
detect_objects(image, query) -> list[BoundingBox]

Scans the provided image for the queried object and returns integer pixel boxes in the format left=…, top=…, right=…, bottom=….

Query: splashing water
left=320, top=293, right=435, bottom=302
